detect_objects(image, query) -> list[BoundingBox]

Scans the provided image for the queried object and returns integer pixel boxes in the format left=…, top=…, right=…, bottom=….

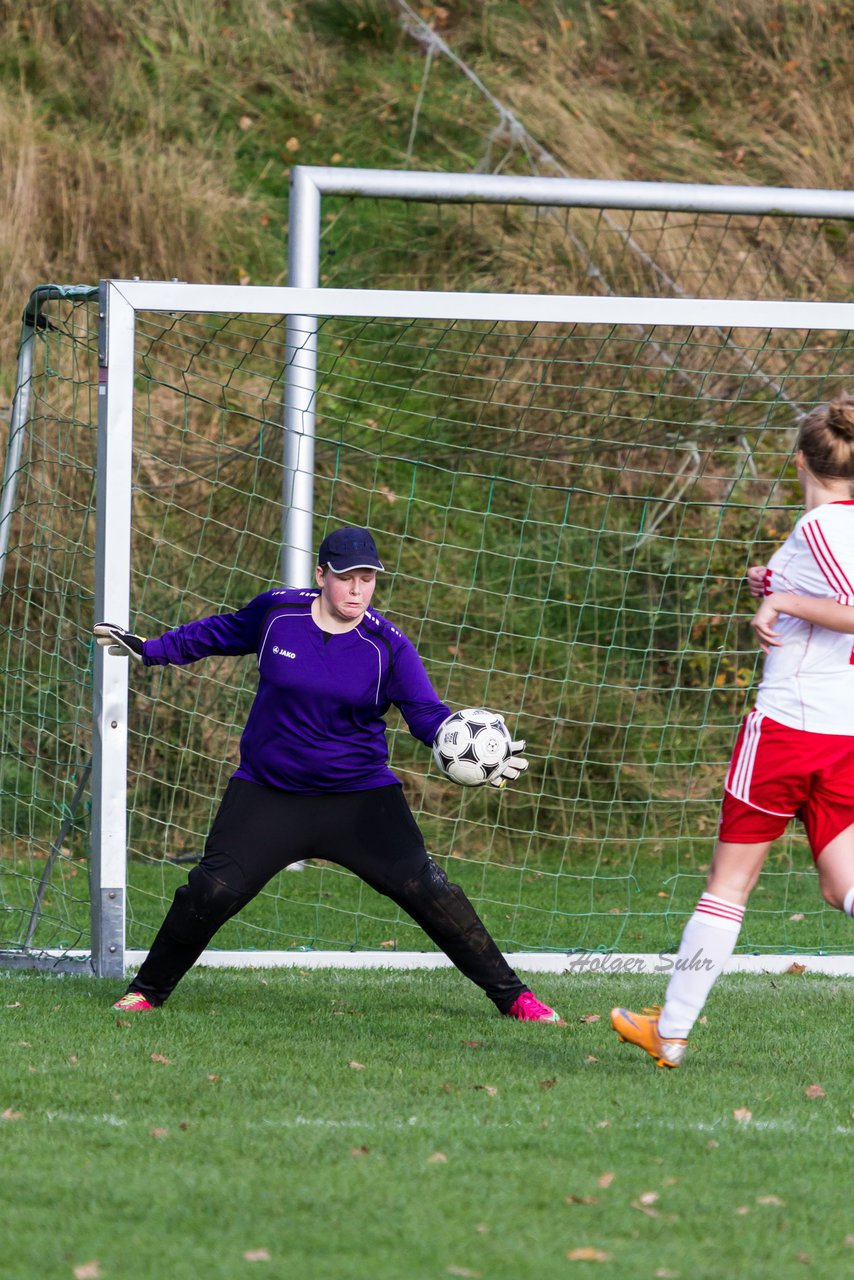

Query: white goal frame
left=88, top=278, right=854, bottom=979
left=282, top=167, right=854, bottom=588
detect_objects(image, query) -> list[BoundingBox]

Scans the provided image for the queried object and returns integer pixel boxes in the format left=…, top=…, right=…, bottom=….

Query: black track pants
left=130, top=779, right=527, bottom=1012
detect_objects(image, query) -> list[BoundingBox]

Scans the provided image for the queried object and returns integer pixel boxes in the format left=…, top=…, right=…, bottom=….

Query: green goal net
left=1, top=280, right=852, bottom=971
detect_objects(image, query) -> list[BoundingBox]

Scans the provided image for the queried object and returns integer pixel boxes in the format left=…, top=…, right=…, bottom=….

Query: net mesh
left=2, top=287, right=852, bottom=961
left=315, top=196, right=854, bottom=302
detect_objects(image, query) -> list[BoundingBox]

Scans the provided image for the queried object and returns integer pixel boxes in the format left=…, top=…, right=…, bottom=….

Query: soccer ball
left=432, top=708, right=512, bottom=787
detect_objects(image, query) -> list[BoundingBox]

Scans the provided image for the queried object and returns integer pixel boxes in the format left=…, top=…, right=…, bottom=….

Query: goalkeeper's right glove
left=489, top=738, right=530, bottom=789
left=94, top=622, right=145, bottom=662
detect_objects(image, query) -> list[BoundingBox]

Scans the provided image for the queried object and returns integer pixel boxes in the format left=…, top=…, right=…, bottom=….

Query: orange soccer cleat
left=610, top=1006, right=686, bottom=1068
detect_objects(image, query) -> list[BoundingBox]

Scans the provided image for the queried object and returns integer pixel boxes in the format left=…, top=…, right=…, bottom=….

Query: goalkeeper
left=97, top=526, right=562, bottom=1023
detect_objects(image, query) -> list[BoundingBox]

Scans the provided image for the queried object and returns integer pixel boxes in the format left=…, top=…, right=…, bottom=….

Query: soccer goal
left=1, top=276, right=852, bottom=978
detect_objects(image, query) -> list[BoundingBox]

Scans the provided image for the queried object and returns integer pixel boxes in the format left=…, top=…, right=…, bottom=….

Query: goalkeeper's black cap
left=318, top=526, right=385, bottom=573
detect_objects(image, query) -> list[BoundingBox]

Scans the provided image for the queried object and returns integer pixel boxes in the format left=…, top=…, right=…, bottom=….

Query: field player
left=96, top=525, right=562, bottom=1023
left=612, top=393, right=854, bottom=1067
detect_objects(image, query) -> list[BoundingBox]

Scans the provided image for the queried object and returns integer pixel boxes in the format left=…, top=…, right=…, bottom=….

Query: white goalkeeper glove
left=94, top=622, right=145, bottom=662
left=490, top=737, right=529, bottom=790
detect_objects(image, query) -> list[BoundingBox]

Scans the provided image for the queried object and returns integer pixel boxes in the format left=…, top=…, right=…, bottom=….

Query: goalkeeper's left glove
left=490, top=738, right=529, bottom=789
left=93, top=622, right=146, bottom=662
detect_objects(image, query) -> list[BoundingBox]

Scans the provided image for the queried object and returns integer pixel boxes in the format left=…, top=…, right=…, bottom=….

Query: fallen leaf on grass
left=348, top=1061, right=366, bottom=1070
left=787, top=962, right=807, bottom=975
left=735, top=1205, right=750, bottom=1216
left=474, top=1084, right=498, bottom=1097
left=73, top=1263, right=102, bottom=1280
left=804, top=1083, right=825, bottom=1099
left=2, top=1108, right=22, bottom=1121
left=757, top=1195, right=785, bottom=1206
left=539, top=1077, right=557, bottom=1089
left=565, top=1194, right=598, bottom=1205
left=579, top=1013, right=601, bottom=1024
left=567, top=1247, right=612, bottom=1262
left=243, top=1249, right=271, bottom=1262
left=5, top=1001, right=22, bottom=1009
left=733, top=1108, right=752, bottom=1124
left=150, top=1127, right=169, bottom=1139
left=447, top=1268, right=481, bottom=1278
left=149, top=1053, right=172, bottom=1065
left=596, top=1172, right=615, bottom=1189
left=632, top=1191, right=662, bottom=1217
left=207, top=1074, right=220, bottom=1083
left=427, top=1151, right=448, bottom=1164
left=788, top=913, right=805, bottom=922
left=462, top=1041, right=482, bottom=1050
left=843, top=1234, right=854, bottom=1248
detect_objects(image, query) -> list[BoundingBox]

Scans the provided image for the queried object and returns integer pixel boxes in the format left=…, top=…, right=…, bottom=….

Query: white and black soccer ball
left=432, top=708, right=512, bottom=787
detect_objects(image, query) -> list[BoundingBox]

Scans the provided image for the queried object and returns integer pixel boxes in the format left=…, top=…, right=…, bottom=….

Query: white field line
left=122, top=951, right=854, bottom=977
left=39, top=1109, right=854, bottom=1138
left=15, top=950, right=854, bottom=977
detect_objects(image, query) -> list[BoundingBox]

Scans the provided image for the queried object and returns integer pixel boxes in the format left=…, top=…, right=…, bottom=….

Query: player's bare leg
left=815, top=821, right=854, bottom=913
left=612, top=840, right=768, bottom=1067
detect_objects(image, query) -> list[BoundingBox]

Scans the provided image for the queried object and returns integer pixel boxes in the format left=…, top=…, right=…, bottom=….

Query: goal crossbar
left=109, top=279, right=853, bottom=330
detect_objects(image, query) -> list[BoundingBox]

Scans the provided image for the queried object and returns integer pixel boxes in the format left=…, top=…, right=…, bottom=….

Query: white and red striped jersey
left=755, top=500, right=854, bottom=734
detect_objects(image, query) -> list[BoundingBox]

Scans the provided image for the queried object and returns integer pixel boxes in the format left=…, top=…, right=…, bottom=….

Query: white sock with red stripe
left=843, top=886, right=854, bottom=917
left=658, top=892, right=745, bottom=1040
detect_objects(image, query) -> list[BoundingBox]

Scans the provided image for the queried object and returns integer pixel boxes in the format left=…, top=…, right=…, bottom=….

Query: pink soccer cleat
left=506, top=991, right=564, bottom=1024
left=112, top=991, right=155, bottom=1013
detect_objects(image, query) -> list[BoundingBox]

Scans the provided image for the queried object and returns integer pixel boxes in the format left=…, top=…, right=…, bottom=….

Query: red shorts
left=719, top=710, right=854, bottom=859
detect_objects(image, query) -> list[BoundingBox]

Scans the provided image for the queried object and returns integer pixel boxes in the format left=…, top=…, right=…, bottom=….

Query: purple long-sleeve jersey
left=141, top=589, right=450, bottom=793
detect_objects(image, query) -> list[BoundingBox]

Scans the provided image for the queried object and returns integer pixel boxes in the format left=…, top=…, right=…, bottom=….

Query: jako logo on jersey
left=272, top=646, right=297, bottom=659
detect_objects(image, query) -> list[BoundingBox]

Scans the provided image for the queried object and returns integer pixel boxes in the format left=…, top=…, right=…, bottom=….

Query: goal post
left=2, top=270, right=853, bottom=978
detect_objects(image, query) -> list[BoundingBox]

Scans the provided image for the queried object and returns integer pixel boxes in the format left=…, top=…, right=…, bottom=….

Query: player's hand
left=94, top=622, right=145, bottom=662
left=750, top=597, right=782, bottom=655
left=490, top=739, right=530, bottom=789
left=746, top=564, right=768, bottom=598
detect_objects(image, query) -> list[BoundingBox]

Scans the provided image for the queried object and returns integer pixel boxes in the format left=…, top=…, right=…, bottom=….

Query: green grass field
left=1, top=967, right=851, bottom=1280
